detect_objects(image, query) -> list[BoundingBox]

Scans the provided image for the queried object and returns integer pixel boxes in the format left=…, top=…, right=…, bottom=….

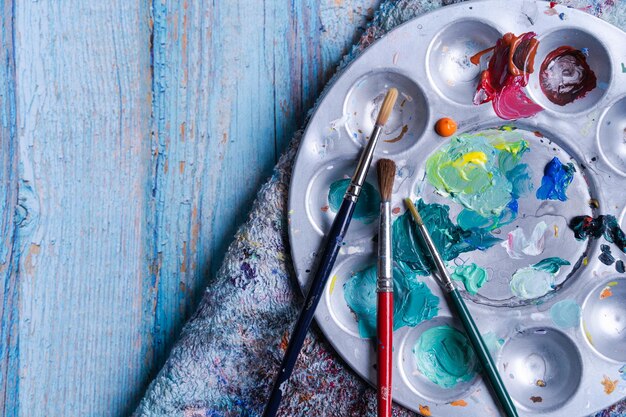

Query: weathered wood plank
left=13, top=1, right=153, bottom=415
left=3, top=1, right=379, bottom=415
left=0, top=1, right=19, bottom=415
left=150, top=0, right=379, bottom=371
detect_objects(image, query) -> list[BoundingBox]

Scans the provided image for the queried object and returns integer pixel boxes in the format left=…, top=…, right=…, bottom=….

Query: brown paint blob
left=540, top=46, right=597, bottom=105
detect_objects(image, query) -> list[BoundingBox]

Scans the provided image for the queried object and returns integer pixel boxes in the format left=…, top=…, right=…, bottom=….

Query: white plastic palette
left=287, top=1, right=626, bottom=415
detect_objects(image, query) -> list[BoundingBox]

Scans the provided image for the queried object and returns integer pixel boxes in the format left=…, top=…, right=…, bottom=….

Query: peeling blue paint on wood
left=0, top=0, right=378, bottom=415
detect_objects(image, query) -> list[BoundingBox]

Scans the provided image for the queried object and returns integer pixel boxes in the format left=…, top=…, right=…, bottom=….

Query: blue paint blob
left=536, top=157, right=576, bottom=201
left=328, top=178, right=380, bottom=224
left=343, top=264, right=439, bottom=339
left=550, top=299, right=581, bottom=328
left=392, top=199, right=499, bottom=275
left=599, top=244, right=615, bottom=265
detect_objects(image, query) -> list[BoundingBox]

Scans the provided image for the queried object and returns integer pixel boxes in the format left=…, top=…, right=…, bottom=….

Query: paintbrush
left=376, top=159, right=396, bottom=417
left=404, top=198, right=519, bottom=417
left=262, top=88, right=399, bottom=417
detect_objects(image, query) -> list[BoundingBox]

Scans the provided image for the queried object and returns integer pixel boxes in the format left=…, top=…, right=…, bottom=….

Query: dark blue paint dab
left=616, top=260, right=625, bottom=273
left=599, top=244, right=615, bottom=265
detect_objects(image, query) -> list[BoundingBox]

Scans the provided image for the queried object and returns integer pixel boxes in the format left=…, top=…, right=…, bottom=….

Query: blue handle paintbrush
left=262, top=88, right=398, bottom=417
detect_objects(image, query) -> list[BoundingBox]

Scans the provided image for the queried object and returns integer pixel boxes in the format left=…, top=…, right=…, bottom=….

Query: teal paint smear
left=533, top=257, right=571, bottom=273
left=392, top=199, right=500, bottom=275
left=343, top=264, right=439, bottom=339
left=425, top=129, right=531, bottom=230
left=536, top=157, right=576, bottom=201
left=413, top=325, right=477, bottom=388
left=328, top=178, right=380, bottom=223
left=550, top=299, right=581, bottom=328
left=482, top=332, right=504, bottom=357
left=510, top=257, right=571, bottom=299
left=451, top=263, right=488, bottom=295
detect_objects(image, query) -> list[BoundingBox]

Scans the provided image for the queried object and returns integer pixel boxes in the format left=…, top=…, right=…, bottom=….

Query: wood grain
left=0, top=0, right=379, bottom=415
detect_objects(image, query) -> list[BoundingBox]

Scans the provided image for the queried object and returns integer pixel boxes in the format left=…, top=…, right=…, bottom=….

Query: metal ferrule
left=345, top=125, right=383, bottom=202
left=418, top=223, right=455, bottom=293
left=377, top=201, right=393, bottom=292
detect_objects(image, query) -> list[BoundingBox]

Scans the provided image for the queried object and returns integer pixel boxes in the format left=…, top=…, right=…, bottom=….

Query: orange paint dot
left=419, top=405, right=432, bottom=416
left=450, top=399, right=468, bottom=407
left=435, top=117, right=457, bottom=137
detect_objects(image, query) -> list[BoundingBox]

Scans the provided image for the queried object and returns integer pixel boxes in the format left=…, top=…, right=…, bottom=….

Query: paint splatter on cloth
left=134, top=1, right=626, bottom=416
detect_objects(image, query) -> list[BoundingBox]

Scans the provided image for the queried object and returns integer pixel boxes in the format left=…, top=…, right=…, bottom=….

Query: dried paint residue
left=413, top=325, right=477, bottom=388
left=550, top=299, right=581, bottom=328
left=569, top=215, right=626, bottom=252
left=426, top=128, right=532, bottom=230
left=536, top=157, right=576, bottom=202
left=419, top=405, right=432, bottom=416
left=599, top=244, right=615, bottom=266
left=450, top=399, right=468, bottom=407
left=540, top=46, right=597, bottom=106
left=530, top=396, right=543, bottom=403
left=501, top=221, right=547, bottom=259
left=600, top=286, right=613, bottom=300
left=343, top=264, right=439, bottom=339
left=451, top=263, right=488, bottom=295
left=393, top=200, right=499, bottom=275
left=619, top=365, right=626, bottom=381
left=328, top=178, right=380, bottom=224
left=471, top=32, right=542, bottom=119
left=509, top=257, right=570, bottom=299
left=601, top=375, right=618, bottom=394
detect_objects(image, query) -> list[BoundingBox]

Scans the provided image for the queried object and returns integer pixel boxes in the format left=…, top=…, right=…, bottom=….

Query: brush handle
left=262, top=199, right=356, bottom=417
left=448, top=289, right=519, bottom=417
left=377, top=291, right=393, bottom=417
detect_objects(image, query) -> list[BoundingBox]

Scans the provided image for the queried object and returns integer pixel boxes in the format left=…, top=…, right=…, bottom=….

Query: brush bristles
left=404, top=198, right=423, bottom=226
left=377, top=159, right=396, bottom=202
left=375, top=88, right=398, bottom=126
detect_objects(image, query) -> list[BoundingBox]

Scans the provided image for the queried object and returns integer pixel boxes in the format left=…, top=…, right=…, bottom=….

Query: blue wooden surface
left=0, top=1, right=378, bottom=415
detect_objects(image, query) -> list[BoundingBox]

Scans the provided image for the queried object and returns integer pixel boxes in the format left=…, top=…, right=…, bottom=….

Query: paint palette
left=288, top=1, right=626, bottom=416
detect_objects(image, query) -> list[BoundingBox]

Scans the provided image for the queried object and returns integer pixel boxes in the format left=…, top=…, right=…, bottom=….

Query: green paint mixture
left=343, top=264, right=439, bottom=339
left=451, top=263, right=488, bottom=295
left=413, top=325, right=478, bottom=388
left=328, top=178, right=380, bottom=224
left=510, top=257, right=570, bottom=299
left=550, top=299, right=581, bottom=328
left=392, top=199, right=499, bottom=275
left=425, top=128, right=532, bottom=229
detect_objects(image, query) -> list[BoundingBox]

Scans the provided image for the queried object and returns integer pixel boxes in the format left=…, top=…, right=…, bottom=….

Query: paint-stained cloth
left=134, top=1, right=626, bottom=416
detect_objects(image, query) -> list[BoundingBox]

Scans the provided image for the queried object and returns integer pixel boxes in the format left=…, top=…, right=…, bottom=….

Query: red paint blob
left=539, top=46, right=597, bottom=106
left=471, top=32, right=542, bottom=120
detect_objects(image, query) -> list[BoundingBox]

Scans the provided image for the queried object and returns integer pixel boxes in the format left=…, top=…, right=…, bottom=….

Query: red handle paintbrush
left=376, top=159, right=396, bottom=417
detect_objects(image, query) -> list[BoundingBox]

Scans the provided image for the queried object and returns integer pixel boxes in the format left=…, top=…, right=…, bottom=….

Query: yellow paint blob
left=451, top=151, right=488, bottom=180
left=452, top=151, right=488, bottom=168
left=329, top=275, right=338, bottom=295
